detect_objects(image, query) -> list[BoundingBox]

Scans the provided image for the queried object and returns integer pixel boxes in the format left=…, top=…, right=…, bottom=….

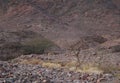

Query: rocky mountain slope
left=0, top=0, right=120, bottom=82
left=0, top=0, right=120, bottom=48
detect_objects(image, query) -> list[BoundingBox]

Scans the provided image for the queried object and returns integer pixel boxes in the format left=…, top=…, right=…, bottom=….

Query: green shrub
left=0, top=38, right=55, bottom=61
left=21, top=38, right=55, bottom=55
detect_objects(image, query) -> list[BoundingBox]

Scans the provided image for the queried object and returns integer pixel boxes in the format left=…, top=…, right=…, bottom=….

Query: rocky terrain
left=0, top=60, right=119, bottom=83
left=0, top=0, right=120, bottom=83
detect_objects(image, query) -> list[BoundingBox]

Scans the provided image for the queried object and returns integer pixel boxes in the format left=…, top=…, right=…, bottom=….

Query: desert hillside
left=0, top=0, right=120, bottom=83
left=0, top=0, right=120, bottom=48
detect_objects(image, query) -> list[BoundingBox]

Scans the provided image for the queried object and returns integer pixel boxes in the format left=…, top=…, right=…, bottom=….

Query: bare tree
left=70, top=39, right=89, bottom=69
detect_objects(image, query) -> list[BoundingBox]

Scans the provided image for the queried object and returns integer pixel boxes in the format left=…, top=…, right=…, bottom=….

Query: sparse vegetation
left=69, top=39, right=89, bottom=69
left=18, top=58, right=104, bottom=74
left=21, top=38, right=55, bottom=55
left=0, top=30, right=56, bottom=61
left=0, top=29, right=57, bottom=61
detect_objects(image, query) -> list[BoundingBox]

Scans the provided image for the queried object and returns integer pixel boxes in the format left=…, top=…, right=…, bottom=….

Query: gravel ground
left=0, top=61, right=119, bottom=83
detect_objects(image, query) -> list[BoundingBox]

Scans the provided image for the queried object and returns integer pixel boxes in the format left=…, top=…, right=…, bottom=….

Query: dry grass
left=15, top=56, right=120, bottom=75
left=42, top=62, right=61, bottom=68
left=19, top=58, right=104, bottom=74
left=20, top=58, right=62, bottom=68
left=20, top=58, right=42, bottom=65
left=79, top=64, right=103, bottom=74
left=20, top=58, right=118, bottom=75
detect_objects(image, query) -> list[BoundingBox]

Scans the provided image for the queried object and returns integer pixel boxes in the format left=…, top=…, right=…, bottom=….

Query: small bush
left=21, top=38, right=55, bottom=55
left=0, top=38, right=55, bottom=61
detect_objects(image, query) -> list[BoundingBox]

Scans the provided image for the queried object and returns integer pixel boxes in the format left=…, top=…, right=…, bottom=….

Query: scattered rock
left=0, top=61, right=118, bottom=83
